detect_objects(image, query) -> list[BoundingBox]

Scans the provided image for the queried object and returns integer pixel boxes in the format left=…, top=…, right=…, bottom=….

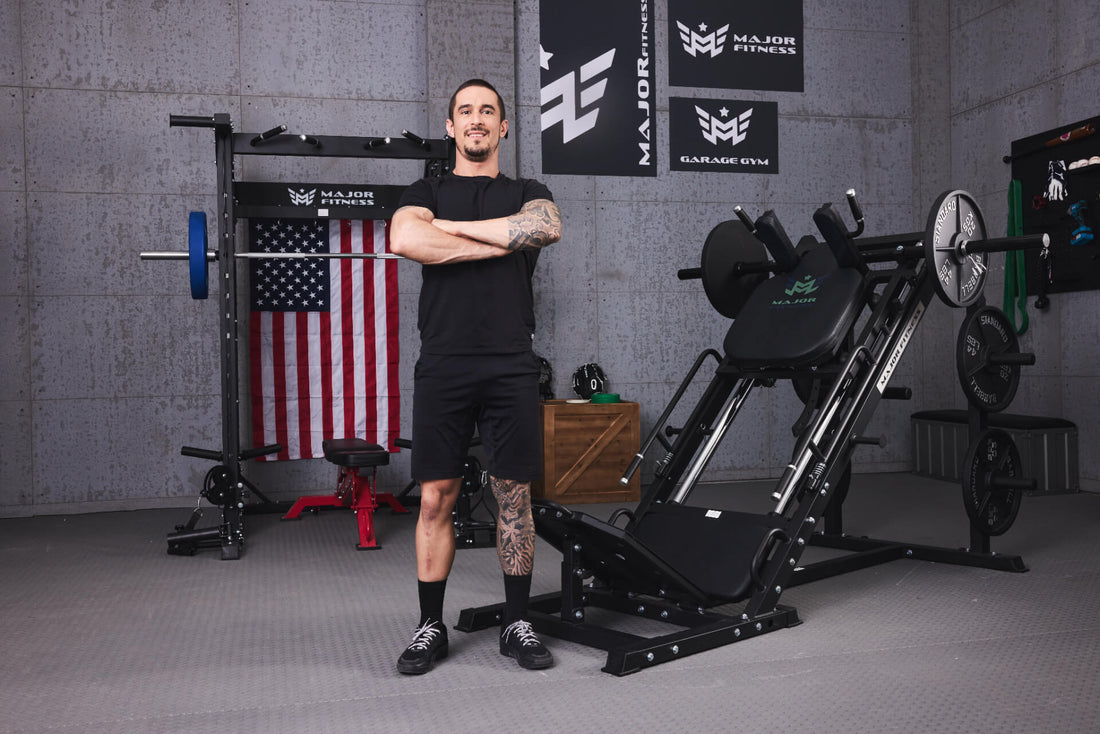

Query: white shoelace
left=502, top=620, right=541, bottom=647
left=407, top=621, right=442, bottom=651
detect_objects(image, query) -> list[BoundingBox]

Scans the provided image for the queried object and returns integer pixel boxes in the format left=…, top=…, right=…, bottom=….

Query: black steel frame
left=164, top=113, right=451, bottom=559
left=456, top=225, right=1028, bottom=674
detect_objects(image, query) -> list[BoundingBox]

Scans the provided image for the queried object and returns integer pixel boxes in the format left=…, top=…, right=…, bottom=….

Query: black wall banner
left=539, top=0, right=656, bottom=177
left=670, top=97, right=778, bottom=174
left=668, top=0, right=803, bottom=92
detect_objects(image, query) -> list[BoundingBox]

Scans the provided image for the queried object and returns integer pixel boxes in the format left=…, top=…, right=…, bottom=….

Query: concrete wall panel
left=22, top=0, right=239, bottom=94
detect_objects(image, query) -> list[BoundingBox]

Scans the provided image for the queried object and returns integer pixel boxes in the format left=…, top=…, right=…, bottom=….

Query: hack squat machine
left=456, top=189, right=1048, bottom=675
left=147, top=115, right=1049, bottom=675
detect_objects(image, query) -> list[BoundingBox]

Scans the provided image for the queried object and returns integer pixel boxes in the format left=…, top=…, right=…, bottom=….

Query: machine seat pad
left=631, top=503, right=786, bottom=603
left=533, top=500, right=712, bottom=606
left=724, top=246, right=865, bottom=369
left=322, top=438, right=390, bottom=468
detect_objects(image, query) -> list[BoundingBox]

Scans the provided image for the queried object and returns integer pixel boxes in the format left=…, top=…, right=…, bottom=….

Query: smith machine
left=458, top=189, right=1049, bottom=675
left=143, top=114, right=451, bottom=559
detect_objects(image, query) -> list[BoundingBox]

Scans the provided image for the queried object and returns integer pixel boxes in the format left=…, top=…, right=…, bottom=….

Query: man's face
left=447, top=85, right=508, bottom=164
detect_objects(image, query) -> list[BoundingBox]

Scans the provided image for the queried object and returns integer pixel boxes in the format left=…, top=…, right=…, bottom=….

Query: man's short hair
left=448, top=79, right=506, bottom=123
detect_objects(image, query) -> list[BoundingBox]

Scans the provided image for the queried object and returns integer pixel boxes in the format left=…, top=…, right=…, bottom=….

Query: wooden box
left=532, top=400, right=641, bottom=504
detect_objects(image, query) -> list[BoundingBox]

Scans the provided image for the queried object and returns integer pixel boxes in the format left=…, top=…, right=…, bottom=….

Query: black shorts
left=411, top=352, right=542, bottom=482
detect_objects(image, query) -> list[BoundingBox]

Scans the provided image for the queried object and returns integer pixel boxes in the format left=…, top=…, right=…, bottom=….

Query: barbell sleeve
left=677, top=267, right=703, bottom=280
left=140, top=250, right=216, bottom=261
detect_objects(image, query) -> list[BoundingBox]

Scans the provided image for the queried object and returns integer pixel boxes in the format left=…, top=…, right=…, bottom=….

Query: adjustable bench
left=281, top=438, right=408, bottom=549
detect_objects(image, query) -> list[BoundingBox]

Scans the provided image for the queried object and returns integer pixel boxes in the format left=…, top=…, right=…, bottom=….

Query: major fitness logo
left=288, top=188, right=316, bottom=206
left=670, top=98, right=777, bottom=173
left=540, top=47, right=616, bottom=144
left=676, top=21, right=730, bottom=58
left=667, top=0, right=803, bottom=92
left=772, top=273, right=828, bottom=308
left=539, top=0, right=656, bottom=177
left=696, top=104, right=752, bottom=146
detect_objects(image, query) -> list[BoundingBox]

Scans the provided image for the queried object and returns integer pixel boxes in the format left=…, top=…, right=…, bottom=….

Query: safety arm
left=389, top=206, right=512, bottom=265
left=433, top=199, right=562, bottom=252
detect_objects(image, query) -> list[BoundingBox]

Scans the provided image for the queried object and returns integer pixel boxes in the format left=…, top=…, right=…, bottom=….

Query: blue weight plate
left=188, top=211, right=208, bottom=299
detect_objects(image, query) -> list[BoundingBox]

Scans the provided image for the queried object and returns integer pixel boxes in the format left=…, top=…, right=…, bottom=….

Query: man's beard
left=462, top=142, right=492, bottom=162
left=461, top=131, right=495, bottom=162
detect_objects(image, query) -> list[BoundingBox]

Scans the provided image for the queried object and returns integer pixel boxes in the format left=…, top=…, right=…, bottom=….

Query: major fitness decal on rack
left=539, top=0, right=656, bottom=176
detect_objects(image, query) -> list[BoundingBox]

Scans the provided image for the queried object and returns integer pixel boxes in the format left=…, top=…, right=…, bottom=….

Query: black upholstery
left=724, top=246, right=865, bottom=368
left=631, top=503, right=785, bottom=603
left=321, top=438, right=390, bottom=467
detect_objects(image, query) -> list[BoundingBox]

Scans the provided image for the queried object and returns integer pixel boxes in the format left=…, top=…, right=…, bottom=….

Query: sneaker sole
left=396, top=644, right=449, bottom=675
left=499, top=643, right=553, bottom=670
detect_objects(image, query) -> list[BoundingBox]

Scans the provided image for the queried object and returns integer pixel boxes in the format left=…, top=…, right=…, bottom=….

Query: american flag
left=248, top=218, right=399, bottom=461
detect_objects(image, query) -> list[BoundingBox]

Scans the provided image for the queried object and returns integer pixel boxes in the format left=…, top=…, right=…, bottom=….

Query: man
left=389, top=79, right=562, bottom=674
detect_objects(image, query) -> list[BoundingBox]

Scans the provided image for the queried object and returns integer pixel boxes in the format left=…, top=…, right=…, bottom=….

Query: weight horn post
left=955, top=233, right=1049, bottom=256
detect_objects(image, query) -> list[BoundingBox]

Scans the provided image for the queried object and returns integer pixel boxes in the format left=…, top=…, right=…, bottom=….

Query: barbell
left=140, top=212, right=406, bottom=299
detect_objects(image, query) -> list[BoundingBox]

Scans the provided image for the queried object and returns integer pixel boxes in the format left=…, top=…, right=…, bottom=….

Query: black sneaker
left=499, top=620, right=553, bottom=670
left=396, top=620, right=449, bottom=675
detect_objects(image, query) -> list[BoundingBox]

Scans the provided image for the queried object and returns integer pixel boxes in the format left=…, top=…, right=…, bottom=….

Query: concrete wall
left=1, top=0, right=1096, bottom=517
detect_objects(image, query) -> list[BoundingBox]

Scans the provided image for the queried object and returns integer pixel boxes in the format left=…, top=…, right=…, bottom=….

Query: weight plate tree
left=956, top=306, right=1033, bottom=412
left=962, top=428, right=1027, bottom=536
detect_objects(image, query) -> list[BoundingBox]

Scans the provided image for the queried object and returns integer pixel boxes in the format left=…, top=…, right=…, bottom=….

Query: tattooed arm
left=390, top=205, right=512, bottom=265
left=432, top=198, right=562, bottom=252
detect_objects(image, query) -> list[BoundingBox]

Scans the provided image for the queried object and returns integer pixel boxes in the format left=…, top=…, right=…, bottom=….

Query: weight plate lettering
left=962, top=428, right=1023, bottom=536
left=700, top=220, right=769, bottom=319
left=956, top=306, right=1021, bottom=412
left=188, top=211, right=209, bottom=299
left=925, top=190, right=988, bottom=308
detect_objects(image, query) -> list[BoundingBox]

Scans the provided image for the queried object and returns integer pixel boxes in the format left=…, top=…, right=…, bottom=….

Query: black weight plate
left=792, top=374, right=835, bottom=407
left=962, top=428, right=1023, bottom=536
left=700, top=219, right=769, bottom=319
left=924, top=190, right=988, bottom=308
left=956, top=306, right=1021, bottom=412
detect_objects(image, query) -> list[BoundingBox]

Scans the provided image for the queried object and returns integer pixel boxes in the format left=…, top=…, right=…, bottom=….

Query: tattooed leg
left=490, top=476, right=535, bottom=575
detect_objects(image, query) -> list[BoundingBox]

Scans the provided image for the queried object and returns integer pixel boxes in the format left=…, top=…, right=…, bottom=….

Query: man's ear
left=501, top=119, right=509, bottom=140
left=445, top=118, right=455, bottom=138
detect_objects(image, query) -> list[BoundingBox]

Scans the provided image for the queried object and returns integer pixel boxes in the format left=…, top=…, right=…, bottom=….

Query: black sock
left=418, top=579, right=447, bottom=627
left=502, top=573, right=532, bottom=627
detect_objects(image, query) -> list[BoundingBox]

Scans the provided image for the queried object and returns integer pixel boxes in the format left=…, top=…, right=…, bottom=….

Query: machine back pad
left=724, top=246, right=864, bottom=368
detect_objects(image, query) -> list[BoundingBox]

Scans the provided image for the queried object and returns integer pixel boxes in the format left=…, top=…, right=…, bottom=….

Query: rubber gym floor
left=1, top=472, right=1097, bottom=734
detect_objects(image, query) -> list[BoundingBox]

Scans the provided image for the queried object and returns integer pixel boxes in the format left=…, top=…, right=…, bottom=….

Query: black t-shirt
left=398, top=173, right=554, bottom=355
